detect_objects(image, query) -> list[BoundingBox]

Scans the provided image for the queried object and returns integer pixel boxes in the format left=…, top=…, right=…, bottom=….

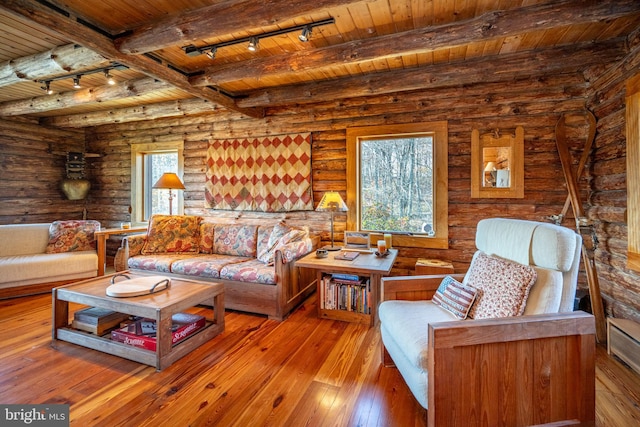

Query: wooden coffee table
left=52, top=271, right=224, bottom=370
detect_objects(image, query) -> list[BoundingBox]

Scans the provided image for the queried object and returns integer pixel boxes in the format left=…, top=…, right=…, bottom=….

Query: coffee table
left=52, top=271, right=224, bottom=370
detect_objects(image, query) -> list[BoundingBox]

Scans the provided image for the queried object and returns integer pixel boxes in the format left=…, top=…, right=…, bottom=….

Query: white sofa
left=0, top=223, right=99, bottom=298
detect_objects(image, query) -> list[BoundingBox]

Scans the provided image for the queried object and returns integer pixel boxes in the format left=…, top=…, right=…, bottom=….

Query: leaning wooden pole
left=555, top=112, right=607, bottom=344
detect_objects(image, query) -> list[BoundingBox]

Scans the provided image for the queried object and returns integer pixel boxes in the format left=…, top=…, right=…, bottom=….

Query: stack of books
left=72, top=307, right=130, bottom=335
left=110, top=312, right=206, bottom=351
left=319, top=273, right=370, bottom=314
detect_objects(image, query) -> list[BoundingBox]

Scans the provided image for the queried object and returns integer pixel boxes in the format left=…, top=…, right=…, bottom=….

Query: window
left=131, top=141, right=184, bottom=224
left=346, top=122, right=448, bottom=249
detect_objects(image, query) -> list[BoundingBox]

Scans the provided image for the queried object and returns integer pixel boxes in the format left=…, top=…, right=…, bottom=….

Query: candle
left=384, top=233, right=392, bottom=249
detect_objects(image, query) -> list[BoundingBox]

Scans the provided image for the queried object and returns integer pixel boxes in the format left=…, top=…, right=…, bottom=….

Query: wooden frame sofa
left=0, top=221, right=100, bottom=299
left=115, top=215, right=319, bottom=321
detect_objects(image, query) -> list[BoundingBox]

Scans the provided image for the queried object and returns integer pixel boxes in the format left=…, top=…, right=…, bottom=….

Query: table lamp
left=152, top=172, right=185, bottom=215
left=316, top=191, right=348, bottom=251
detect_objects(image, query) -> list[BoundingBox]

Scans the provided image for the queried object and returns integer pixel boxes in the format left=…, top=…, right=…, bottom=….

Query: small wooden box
left=415, top=259, right=454, bottom=275
left=607, top=317, right=640, bottom=375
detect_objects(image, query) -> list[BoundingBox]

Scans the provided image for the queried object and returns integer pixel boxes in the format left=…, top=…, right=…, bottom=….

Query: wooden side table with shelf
left=296, top=249, right=398, bottom=326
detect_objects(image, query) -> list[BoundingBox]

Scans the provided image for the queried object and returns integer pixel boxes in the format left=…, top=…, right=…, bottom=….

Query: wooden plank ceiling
left=1, top=0, right=640, bottom=125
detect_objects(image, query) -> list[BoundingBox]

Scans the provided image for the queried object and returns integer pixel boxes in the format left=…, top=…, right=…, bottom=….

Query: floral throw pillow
left=432, top=275, right=478, bottom=319
left=258, top=223, right=308, bottom=265
left=199, top=222, right=216, bottom=254
left=257, top=222, right=291, bottom=262
left=45, top=220, right=101, bottom=253
left=214, top=224, right=258, bottom=257
left=466, top=252, right=537, bottom=319
left=141, top=215, right=201, bottom=254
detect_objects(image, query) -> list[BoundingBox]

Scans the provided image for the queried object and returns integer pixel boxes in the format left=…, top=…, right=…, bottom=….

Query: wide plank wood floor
left=1, top=293, right=639, bottom=426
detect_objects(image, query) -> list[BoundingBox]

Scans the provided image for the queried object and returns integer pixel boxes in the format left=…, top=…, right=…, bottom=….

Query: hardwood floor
left=0, top=293, right=639, bottom=427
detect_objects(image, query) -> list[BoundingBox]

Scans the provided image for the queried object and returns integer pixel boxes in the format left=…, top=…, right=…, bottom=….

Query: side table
left=296, top=249, right=397, bottom=326
left=94, top=227, right=147, bottom=275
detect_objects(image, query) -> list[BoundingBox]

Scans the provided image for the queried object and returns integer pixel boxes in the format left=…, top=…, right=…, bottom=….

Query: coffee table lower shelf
left=54, top=322, right=223, bottom=370
left=52, top=272, right=225, bottom=371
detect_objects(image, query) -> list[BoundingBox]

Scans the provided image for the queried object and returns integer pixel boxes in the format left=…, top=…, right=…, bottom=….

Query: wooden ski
left=554, top=111, right=606, bottom=344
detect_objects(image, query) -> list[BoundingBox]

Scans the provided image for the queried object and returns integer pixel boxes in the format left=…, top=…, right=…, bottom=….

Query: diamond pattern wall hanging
left=204, top=133, right=313, bottom=212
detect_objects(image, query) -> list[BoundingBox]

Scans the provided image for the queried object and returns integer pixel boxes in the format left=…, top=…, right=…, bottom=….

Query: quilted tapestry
left=204, top=133, right=313, bottom=212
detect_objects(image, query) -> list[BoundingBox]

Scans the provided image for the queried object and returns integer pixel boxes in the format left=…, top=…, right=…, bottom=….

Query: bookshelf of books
left=296, top=249, right=398, bottom=326
left=319, top=273, right=372, bottom=324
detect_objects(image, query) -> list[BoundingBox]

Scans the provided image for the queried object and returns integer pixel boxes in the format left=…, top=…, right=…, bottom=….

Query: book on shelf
left=110, top=312, right=206, bottom=351
left=334, top=251, right=359, bottom=261
left=331, top=273, right=360, bottom=281
left=72, top=307, right=130, bottom=335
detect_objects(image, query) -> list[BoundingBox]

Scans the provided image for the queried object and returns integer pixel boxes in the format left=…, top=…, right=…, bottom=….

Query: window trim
left=130, top=141, right=184, bottom=225
left=346, top=121, right=448, bottom=249
left=626, top=73, right=640, bottom=272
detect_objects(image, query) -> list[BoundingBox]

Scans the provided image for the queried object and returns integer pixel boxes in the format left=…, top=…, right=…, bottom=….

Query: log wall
left=586, top=30, right=640, bottom=322
left=0, top=118, right=88, bottom=224
left=85, top=74, right=591, bottom=277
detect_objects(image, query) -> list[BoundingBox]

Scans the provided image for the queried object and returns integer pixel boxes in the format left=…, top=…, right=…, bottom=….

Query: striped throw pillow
left=432, top=276, right=478, bottom=319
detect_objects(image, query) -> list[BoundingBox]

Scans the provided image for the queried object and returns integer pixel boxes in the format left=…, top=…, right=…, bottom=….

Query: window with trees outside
left=130, top=141, right=184, bottom=224
left=346, top=122, right=448, bottom=249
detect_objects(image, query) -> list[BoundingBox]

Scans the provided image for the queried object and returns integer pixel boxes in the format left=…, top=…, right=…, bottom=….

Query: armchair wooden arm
left=427, top=311, right=596, bottom=426
left=381, top=274, right=465, bottom=301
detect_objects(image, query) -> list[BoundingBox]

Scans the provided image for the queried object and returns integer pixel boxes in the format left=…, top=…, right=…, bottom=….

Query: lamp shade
left=152, top=172, right=185, bottom=190
left=316, top=191, right=347, bottom=212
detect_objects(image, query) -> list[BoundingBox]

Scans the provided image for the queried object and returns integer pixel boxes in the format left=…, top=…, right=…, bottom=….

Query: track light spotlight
left=73, top=76, right=81, bottom=89
left=182, top=18, right=334, bottom=59
left=298, top=26, right=312, bottom=42
left=247, top=37, right=259, bottom=52
left=104, top=70, right=115, bottom=85
left=205, top=47, right=217, bottom=60
left=41, top=81, right=53, bottom=95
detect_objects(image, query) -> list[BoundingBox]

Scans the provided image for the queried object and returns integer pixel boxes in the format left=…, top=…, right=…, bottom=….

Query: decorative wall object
left=471, top=127, right=524, bottom=199
left=204, top=133, right=313, bottom=212
left=60, top=152, right=91, bottom=200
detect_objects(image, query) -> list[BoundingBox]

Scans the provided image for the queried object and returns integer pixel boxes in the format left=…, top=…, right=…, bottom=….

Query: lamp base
left=322, top=245, right=342, bottom=251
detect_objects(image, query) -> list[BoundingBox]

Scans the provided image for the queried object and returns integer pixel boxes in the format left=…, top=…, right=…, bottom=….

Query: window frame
left=626, top=73, right=640, bottom=272
left=130, top=141, right=184, bottom=225
left=346, top=121, right=448, bottom=249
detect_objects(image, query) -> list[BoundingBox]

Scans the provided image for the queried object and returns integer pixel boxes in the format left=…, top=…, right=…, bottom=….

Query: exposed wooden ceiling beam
left=116, top=0, right=373, bottom=55
left=0, top=44, right=111, bottom=88
left=39, top=98, right=217, bottom=128
left=40, top=39, right=625, bottom=128
left=191, top=0, right=640, bottom=87
left=0, top=77, right=172, bottom=116
left=236, top=40, right=627, bottom=108
left=0, top=0, right=264, bottom=118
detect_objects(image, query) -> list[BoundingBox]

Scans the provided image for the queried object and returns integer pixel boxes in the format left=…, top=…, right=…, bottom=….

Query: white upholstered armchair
left=379, top=218, right=596, bottom=426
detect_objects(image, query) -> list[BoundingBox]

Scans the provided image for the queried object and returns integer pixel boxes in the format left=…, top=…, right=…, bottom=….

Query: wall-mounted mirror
left=471, top=126, right=524, bottom=198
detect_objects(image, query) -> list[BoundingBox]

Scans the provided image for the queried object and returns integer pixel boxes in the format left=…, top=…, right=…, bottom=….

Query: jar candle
left=384, top=233, right=392, bottom=250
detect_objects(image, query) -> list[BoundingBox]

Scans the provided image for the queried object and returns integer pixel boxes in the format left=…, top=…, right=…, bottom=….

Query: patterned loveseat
left=115, top=215, right=318, bottom=320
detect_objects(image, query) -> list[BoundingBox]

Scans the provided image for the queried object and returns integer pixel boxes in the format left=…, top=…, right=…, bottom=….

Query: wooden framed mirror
left=471, top=126, right=524, bottom=199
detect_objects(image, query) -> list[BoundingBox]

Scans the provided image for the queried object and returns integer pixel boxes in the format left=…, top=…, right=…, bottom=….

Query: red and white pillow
left=432, top=276, right=478, bottom=319
left=45, top=220, right=101, bottom=253
left=466, top=252, right=537, bottom=319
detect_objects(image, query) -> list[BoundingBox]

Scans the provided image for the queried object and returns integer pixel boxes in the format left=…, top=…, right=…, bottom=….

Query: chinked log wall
left=0, top=119, right=87, bottom=223
left=587, top=29, right=640, bottom=322
left=84, top=74, right=591, bottom=278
